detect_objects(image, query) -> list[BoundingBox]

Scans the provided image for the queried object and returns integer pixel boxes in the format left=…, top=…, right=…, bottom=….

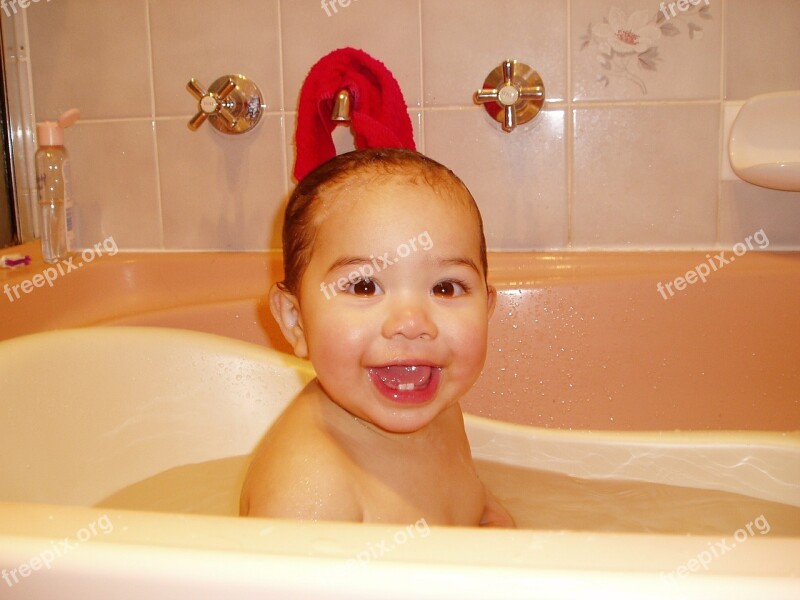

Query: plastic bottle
left=36, top=108, right=80, bottom=264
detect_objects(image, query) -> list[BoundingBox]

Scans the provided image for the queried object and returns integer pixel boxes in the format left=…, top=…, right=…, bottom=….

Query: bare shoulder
left=240, top=400, right=362, bottom=522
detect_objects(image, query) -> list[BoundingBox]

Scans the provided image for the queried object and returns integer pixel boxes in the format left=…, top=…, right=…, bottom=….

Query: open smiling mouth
left=368, top=365, right=442, bottom=404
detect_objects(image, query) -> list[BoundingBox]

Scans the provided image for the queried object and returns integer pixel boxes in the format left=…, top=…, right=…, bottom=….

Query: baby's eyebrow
left=324, top=255, right=481, bottom=277
left=437, top=257, right=481, bottom=275
left=324, top=256, right=373, bottom=275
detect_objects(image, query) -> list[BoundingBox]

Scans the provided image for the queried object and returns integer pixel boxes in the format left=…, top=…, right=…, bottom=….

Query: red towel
left=293, top=47, right=416, bottom=181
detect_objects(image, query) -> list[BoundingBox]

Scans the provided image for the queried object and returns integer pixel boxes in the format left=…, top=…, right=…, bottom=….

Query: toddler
left=240, top=148, right=514, bottom=527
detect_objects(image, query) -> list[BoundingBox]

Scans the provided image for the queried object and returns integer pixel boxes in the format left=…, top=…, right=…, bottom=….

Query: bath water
left=96, top=456, right=800, bottom=535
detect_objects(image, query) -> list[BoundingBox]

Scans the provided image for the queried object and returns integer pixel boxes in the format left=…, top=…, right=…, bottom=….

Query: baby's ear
left=486, top=284, right=497, bottom=319
left=269, top=284, right=308, bottom=358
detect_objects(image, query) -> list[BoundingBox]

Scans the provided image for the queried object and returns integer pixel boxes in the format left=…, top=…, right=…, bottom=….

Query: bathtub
left=0, top=243, right=798, bottom=599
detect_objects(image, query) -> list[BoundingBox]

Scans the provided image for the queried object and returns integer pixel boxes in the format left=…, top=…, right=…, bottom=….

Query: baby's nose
left=382, top=297, right=437, bottom=340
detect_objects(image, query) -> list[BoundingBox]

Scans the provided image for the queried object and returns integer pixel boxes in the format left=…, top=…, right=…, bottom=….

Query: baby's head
left=279, top=148, right=487, bottom=299
left=271, top=148, right=495, bottom=434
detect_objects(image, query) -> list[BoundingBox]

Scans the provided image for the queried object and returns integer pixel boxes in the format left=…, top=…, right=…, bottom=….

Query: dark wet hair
left=279, top=148, right=488, bottom=299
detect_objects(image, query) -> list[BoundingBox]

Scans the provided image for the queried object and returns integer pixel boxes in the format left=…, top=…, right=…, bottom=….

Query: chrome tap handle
left=185, top=75, right=265, bottom=135
left=500, top=61, right=519, bottom=132
left=187, top=78, right=237, bottom=130
left=186, top=80, right=210, bottom=129
left=474, top=60, right=545, bottom=133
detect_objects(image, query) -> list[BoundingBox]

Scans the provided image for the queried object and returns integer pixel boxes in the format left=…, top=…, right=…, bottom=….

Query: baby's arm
left=479, top=485, right=516, bottom=528
left=242, top=469, right=362, bottom=522
left=240, top=429, right=363, bottom=522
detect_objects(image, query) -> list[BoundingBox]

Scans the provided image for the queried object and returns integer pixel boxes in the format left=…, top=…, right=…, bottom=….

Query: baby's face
left=296, top=176, right=495, bottom=434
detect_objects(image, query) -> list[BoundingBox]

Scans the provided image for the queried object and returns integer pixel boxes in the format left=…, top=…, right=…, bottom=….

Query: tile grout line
left=143, top=0, right=165, bottom=249
left=276, top=0, right=289, bottom=203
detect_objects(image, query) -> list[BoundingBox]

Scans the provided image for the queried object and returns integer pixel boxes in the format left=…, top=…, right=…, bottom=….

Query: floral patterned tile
left=572, top=0, right=721, bottom=100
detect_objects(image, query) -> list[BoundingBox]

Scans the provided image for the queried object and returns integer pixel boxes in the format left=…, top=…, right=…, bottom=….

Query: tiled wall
left=11, top=0, right=800, bottom=251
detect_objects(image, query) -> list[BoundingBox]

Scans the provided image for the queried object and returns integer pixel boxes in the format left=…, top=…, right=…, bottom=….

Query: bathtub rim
left=466, top=412, right=800, bottom=508
left=467, top=411, right=800, bottom=446
left=1, top=503, right=799, bottom=600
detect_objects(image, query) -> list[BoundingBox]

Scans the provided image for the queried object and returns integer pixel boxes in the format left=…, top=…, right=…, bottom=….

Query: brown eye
left=348, top=278, right=381, bottom=296
left=432, top=280, right=468, bottom=298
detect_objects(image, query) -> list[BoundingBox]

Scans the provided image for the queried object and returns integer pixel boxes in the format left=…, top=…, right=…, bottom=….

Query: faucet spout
left=331, top=89, right=351, bottom=122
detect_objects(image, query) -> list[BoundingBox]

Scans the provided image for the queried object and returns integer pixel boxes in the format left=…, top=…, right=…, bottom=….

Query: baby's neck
left=310, top=379, right=463, bottom=448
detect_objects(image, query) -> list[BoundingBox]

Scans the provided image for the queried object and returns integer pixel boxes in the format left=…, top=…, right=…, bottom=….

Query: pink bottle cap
left=36, top=108, right=80, bottom=147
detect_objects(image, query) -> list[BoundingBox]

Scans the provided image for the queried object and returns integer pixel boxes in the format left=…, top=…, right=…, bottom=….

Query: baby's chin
left=315, top=373, right=464, bottom=434
left=349, top=397, right=463, bottom=437
left=368, top=412, right=435, bottom=435
left=356, top=415, right=438, bottom=437
left=325, top=396, right=434, bottom=433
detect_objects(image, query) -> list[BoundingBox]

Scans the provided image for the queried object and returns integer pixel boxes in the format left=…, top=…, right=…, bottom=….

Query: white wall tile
left=16, top=0, right=800, bottom=251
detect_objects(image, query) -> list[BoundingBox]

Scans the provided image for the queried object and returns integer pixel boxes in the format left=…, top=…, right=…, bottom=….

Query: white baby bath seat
left=0, top=326, right=797, bottom=510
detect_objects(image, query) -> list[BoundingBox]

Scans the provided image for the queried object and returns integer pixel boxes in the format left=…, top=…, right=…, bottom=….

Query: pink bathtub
left=3, top=242, right=798, bottom=431
left=0, top=242, right=798, bottom=599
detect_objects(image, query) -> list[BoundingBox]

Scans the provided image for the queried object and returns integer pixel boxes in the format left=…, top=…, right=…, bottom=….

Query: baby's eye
left=346, top=277, right=382, bottom=297
left=432, top=279, right=469, bottom=298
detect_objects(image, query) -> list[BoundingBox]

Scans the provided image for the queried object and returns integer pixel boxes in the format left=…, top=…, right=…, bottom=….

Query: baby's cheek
left=305, top=316, right=369, bottom=375
left=449, top=322, right=490, bottom=378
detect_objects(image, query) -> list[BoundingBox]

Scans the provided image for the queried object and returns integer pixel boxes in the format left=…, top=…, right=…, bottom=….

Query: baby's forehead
left=312, top=170, right=473, bottom=223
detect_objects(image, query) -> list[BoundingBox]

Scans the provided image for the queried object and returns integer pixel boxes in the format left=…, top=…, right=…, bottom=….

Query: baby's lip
left=369, top=359, right=439, bottom=392
left=367, top=364, right=442, bottom=401
left=369, top=359, right=440, bottom=368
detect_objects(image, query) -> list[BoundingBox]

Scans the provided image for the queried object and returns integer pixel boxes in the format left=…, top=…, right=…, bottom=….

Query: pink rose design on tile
left=593, top=8, right=661, bottom=55
left=579, top=3, right=712, bottom=95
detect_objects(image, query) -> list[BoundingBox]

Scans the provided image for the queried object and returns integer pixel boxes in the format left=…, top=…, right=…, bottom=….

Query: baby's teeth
left=398, top=383, right=415, bottom=391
